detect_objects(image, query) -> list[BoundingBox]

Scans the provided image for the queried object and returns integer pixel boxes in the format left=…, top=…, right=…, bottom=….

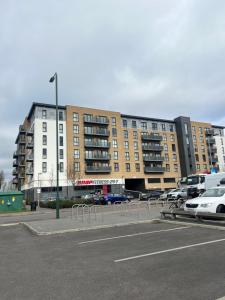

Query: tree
left=67, top=165, right=81, bottom=198
left=0, top=170, right=5, bottom=190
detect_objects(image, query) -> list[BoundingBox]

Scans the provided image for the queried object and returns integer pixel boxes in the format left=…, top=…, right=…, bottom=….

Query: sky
left=1, top=0, right=225, bottom=180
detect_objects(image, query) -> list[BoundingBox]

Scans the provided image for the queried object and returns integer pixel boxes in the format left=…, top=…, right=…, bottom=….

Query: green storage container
left=0, top=192, right=24, bottom=212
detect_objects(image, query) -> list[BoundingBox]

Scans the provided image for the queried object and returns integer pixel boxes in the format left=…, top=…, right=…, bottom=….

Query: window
left=166, top=164, right=170, bottom=172
left=42, top=135, right=47, bottom=145
left=163, top=178, right=176, bottom=183
left=113, top=151, right=118, bottom=160
left=170, top=134, right=175, bottom=142
left=199, top=127, right=203, bottom=134
left=42, top=162, right=47, bottom=173
left=202, top=154, right=206, bottom=162
left=42, top=122, right=47, bottom=132
left=111, top=117, right=116, bottom=126
left=59, top=124, right=63, bottom=134
left=73, top=137, right=79, bottom=146
left=124, top=141, right=129, bottom=149
left=59, top=111, right=63, bottom=121
left=174, top=164, right=178, bottom=172
left=125, top=152, right=130, bottom=160
left=165, top=153, right=169, bottom=161
left=59, top=149, right=64, bottom=159
left=163, top=134, right=167, bottom=141
left=141, top=122, right=147, bottom=130
left=114, top=163, right=119, bottom=172
left=112, top=128, right=117, bottom=137
left=169, top=124, right=174, bottom=132
left=203, top=164, right=208, bottom=169
left=201, top=145, right=205, bottom=153
left=135, top=163, right=140, bottom=172
left=184, top=123, right=188, bottom=134
left=73, top=112, right=79, bottom=122
left=194, top=145, right=198, bottom=152
left=133, top=131, right=138, bottom=139
left=132, top=120, right=137, bottom=128
left=148, top=178, right=161, bottom=183
left=123, top=130, right=128, bottom=139
left=59, top=136, right=63, bottom=146
left=42, top=148, right=47, bottom=159
left=59, top=162, right=64, bottom=172
left=126, top=163, right=130, bottom=172
left=164, top=144, right=168, bottom=151
left=193, top=135, right=196, bottom=142
left=172, top=154, right=177, bottom=161
left=152, top=123, right=158, bottom=130
left=73, top=124, right=79, bottom=134
left=195, top=154, right=199, bottom=162
left=197, top=164, right=200, bottom=170
left=134, top=141, right=138, bottom=150
left=74, top=149, right=80, bottom=159
left=192, top=126, right=196, bottom=133
left=161, top=124, right=166, bottom=131
left=42, top=110, right=47, bottom=119
left=134, top=152, right=139, bottom=161
left=172, top=144, right=176, bottom=152
left=112, top=139, right=118, bottom=148
left=74, top=162, right=80, bottom=172
left=200, top=135, right=204, bottom=143
left=122, top=119, right=127, bottom=128
left=186, top=137, right=189, bottom=145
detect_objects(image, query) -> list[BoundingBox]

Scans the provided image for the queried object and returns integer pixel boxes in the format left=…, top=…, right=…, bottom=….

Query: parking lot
left=1, top=222, right=225, bottom=300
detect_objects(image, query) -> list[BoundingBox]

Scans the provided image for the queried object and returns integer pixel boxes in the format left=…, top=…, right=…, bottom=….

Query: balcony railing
left=12, top=178, right=18, bottom=184
left=84, top=141, right=110, bottom=148
left=13, top=160, right=18, bottom=167
left=19, top=160, right=26, bottom=166
left=141, top=133, right=162, bottom=141
left=12, top=169, right=18, bottom=176
left=26, top=142, right=34, bottom=149
left=85, top=154, right=111, bottom=160
left=26, top=154, right=34, bottom=161
left=142, top=145, right=164, bottom=151
left=13, top=151, right=18, bottom=158
left=144, top=166, right=165, bottom=173
left=84, top=128, right=110, bottom=136
left=19, top=125, right=26, bottom=133
left=18, top=172, right=25, bottom=178
left=205, top=129, right=215, bottom=136
left=26, top=129, right=34, bottom=136
left=85, top=166, right=111, bottom=173
left=18, top=149, right=26, bottom=156
left=207, top=138, right=215, bottom=144
left=26, top=168, right=34, bottom=175
left=143, top=156, right=164, bottom=162
left=209, top=146, right=217, bottom=153
left=18, top=137, right=26, bottom=144
left=83, top=115, right=109, bottom=125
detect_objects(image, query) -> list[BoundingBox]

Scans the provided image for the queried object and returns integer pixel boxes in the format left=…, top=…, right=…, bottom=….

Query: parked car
left=105, top=194, right=129, bottom=204
left=184, top=187, right=225, bottom=214
left=160, top=189, right=176, bottom=201
left=140, top=190, right=162, bottom=200
left=167, top=188, right=187, bottom=200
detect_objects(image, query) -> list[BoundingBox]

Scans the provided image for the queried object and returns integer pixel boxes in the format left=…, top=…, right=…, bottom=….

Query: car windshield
left=187, top=176, right=199, bottom=185
left=201, top=188, right=225, bottom=198
left=171, top=189, right=179, bottom=193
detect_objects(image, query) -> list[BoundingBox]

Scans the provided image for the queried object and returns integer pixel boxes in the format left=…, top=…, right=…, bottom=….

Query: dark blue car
left=105, top=194, right=129, bottom=204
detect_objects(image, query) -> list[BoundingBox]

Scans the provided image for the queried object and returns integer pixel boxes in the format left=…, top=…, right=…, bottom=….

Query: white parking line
left=78, top=226, right=190, bottom=245
left=115, top=237, right=225, bottom=263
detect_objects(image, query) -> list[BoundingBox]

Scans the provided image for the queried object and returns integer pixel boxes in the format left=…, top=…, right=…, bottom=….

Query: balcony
left=144, top=166, right=165, bottom=173
left=13, top=160, right=18, bottom=167
left=141, top=133, right=163, bottom=141
left=26, top=168, right=34, bottom=175
left=142, top=145, right=164, bottom=151
left=12, top=178, right=18, bottom=184
left=26, top=129, right=34, bottom=136
left=12, top=169, right=18, bottom=176
left=84, top=141, right=110, bottom=148
left=84, top=128, right=110, bottom=136
left=143, top=156, right=164, bottom=162
left=19, top=125, right=26, bottom=133
left=205, top=129, right=215, bottom=136
left=207, top=138, right=215, bottom=144
left=85, top=153, right=111, bottom=161
left=13, top=151, right=18, bottom=158
left=26, top=154, right=34, bottom=161
left=85, top=166, right=111, bottom=173
left=18, top=173, right=25, bottom=179
left=209, top=146, right=217, bottom=153
left=26, top=142, right=34, bottom=149
left=18, top=149, right=26, bottom=156
left=83, top=115, right=109, bottom=125
left=19, top=160, right=26, bottom=167
left=18, top=137, right=26, bottom=144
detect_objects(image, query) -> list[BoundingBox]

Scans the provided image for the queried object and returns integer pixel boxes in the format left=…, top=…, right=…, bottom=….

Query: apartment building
left=12, top=103, right=224, bottom=201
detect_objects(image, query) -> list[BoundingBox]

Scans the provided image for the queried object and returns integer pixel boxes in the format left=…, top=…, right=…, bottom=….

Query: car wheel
left=216, top=204, right=225, bottom=213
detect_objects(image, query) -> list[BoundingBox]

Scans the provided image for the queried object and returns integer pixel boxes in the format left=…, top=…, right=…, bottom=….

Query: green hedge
left=40, top=198, right=93, bottom=209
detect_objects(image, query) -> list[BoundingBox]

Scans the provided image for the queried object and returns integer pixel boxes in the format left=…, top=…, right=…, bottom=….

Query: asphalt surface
left=1, top=222, right=225, bottom=300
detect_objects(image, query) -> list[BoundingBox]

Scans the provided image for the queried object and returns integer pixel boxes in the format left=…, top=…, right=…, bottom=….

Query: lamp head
left=49, top=76, right=55, bottom=83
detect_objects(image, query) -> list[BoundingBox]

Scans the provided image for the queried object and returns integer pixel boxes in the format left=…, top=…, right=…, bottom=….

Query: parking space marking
left=115, top=237, right=225, bottom=263
left=78, top=226, right=190, bottom=245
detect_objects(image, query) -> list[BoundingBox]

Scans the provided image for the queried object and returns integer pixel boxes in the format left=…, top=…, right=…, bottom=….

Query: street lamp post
left=37, top=172, right=42, bottom=208
left=49, top=72, right=60, bottom=219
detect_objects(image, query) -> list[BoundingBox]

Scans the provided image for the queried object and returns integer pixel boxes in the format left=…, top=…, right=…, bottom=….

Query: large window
left=59, top=136, right=63, bottom=146
left=125, top=163, right=130, bottom=172
left=113, top=151, right=118, bottom=160
left=141, top=122, right=147, bottom=130
left=59, top=162, right=64, bottom=172
left=74, top=149, right=80, bottom=159
left=125, top=152, right=130, bottom=160
left=135, top=163, right=140, bottom=172
left=42, top=148, right=47, bottom=159
left=59, top=124, right=63, bottom=134
left=133, top=131, right=138, bottom=139
left=42, top=162, right=47, bottom=173
left=73, top=112, right=79, bottom=122
left=59, top=111, right=63, bottom=121
left=124, top=141, right=129, bottom=149
left=112, top=128, right=117, bottom=137
left=42, top=122, right=47, bottom=132
left=42, top=110, right=47, bottom=119
left=112, top=139, right=118, bottom=148
left=152, top=123, right=158, bottom=130
left=111, top=117, right=116, bottom=126
left=114, top=163, right=119, bottom=172
left=123, top=130, right=128, bottom=139
left=42, top=135, right=47, bottom=145
left=59, top=149, right=64, bottom=159
left=172, top=144, right=176, bottom=152
left=73, top=124, right=79, bottom=134
left=74, top=162, right=80, bottom=172
left=134, top=152, right=139, bottom=161
left=73, top=137, right=79, bottom=146
left=132, top=120, right=137, bottom=128
left=134, top=141, right=138, bottom=150
left=122, top=119, right=127, bottom=128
